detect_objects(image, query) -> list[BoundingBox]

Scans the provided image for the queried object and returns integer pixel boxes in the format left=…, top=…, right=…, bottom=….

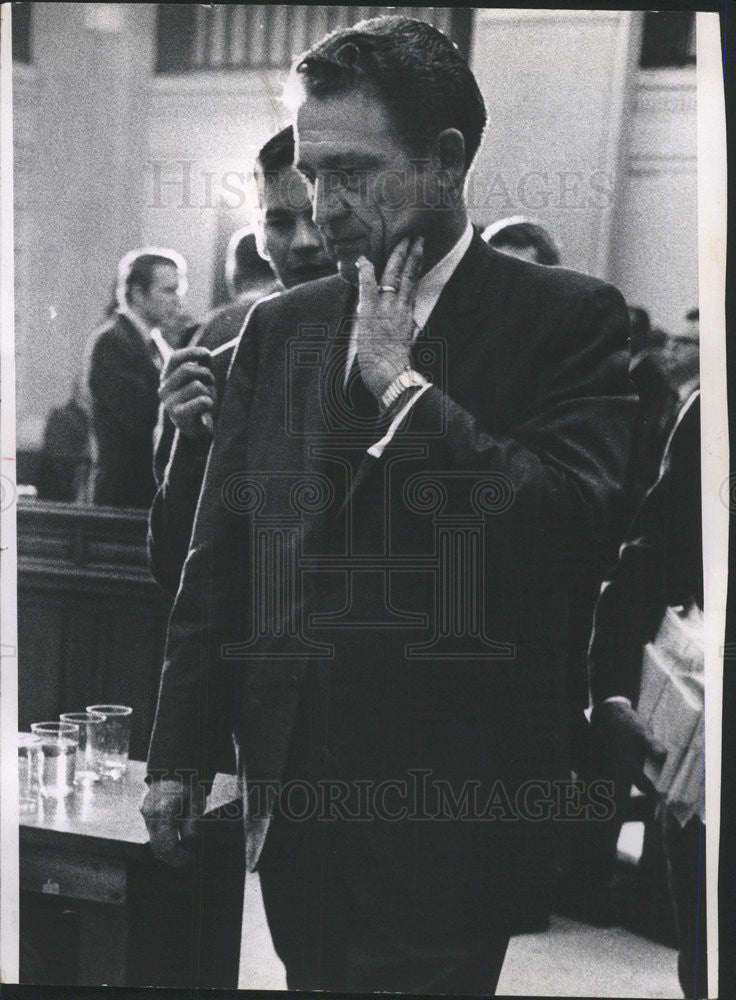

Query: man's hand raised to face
left=355, top=236, right=424, bottom=400
left=141, top=778, right=206, bottom=867
left=158, top=346, right=216, bottom=443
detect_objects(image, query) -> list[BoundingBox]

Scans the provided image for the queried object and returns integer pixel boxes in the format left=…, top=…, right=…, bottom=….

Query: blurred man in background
left=482, top=215, right=561, bottom=265
left=86, top=248, right=187, bottom=507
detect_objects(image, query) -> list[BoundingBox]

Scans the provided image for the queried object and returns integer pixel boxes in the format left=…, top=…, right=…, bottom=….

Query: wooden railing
left=17, top=501, right=172, bottom=761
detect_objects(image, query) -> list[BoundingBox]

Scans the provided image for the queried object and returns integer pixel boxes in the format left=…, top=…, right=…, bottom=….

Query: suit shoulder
left=87, top=316, right=134, bottom=364
left=196, top=301, right=252, bottom=350
left=489, top=246, right=623, bottom=306
left=89, top=315, right=121, bottom=343
left=251, top=274, right=347, bottom=326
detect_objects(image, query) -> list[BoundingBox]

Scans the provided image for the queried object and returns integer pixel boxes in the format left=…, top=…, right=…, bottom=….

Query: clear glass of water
left=30, top=722, right=80, bottom=798
left=60, top=711, right=106, bottom=783
left=85, top=705, right=133, bottom=780
left=18, top=733, right=42, bottom=811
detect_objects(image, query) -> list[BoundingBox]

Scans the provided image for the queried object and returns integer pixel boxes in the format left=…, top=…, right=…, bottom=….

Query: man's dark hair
left=227, top=227, right=275, bottom=296
left=125, top=253, right=177, bottom=301
left=485, top=221, right=561, bottom=266
left=255, top=125, right=295, bottom=180
left=292, top=16, right=487, bottom=173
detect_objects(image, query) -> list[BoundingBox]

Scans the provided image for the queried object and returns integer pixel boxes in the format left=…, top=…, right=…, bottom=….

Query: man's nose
left=312, top=175, right=348, bottom=228
left=291, top=215, right=323, bottom=254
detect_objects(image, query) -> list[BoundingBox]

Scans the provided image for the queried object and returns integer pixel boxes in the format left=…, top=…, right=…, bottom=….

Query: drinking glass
left=60, top=711, right=106, bottom=782
left=18, top=733, right=41, bottom=811
left=30, top=722, right=80, bottom=798
left=85, top=705, right=133, bottom=779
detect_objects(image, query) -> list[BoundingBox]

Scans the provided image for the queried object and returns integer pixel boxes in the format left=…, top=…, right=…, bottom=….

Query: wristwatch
left=381, top=369, right=429, bottom=410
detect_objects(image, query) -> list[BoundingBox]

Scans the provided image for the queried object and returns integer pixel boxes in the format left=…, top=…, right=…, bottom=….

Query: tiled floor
left=238, top=872, right=682, bottom=996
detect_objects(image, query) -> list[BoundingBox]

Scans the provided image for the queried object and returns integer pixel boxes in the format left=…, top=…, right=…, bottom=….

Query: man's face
left=296, top=87, right=434, bottom=284
left=136, top=262, right=181, bottom=328
left=260, top=166, right=335, bottom=289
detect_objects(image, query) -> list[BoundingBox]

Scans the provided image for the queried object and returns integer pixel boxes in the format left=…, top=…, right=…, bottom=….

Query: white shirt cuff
left=367, top=383, right=432, bottom=458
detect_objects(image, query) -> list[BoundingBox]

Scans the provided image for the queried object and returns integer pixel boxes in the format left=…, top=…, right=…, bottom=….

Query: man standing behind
left=144, top=18, right=635, bottom=994
left=156, top=126, right=334, bottom=447
left=86, top=248, right=186, bottom=507
left=482, top=216, right=562, bottom=265
left=149, top=126, right=335, bottom=595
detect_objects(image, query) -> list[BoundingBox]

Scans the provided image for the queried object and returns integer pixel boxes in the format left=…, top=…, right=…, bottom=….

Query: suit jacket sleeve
left=147, top=348, right=238, bottom=597
left=147, top=315, right=259, bottom=782
left=147, top=430, right=210, bottom=596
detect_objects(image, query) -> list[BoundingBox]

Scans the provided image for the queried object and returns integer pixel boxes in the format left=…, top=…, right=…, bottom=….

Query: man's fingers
left=164, top=379, right=215, bottom=409
left=145, top=815, right=193, bottom=867
left=647, top=736, right=668, bottom=763
left=175, top=396, right=214, bottom=422
left=141, top=787, right=194, bottom=868
left=160, top=361, right=214, bottom=397
left=162, top=346, right=212, bottom=379
left=397, top=236, right=424, bottom=311
left=169, top=398, right=215, bottom=440
left=379, top=236, right=411, bottom=292
left=356, top=255, right=378, bottom=314
left=141, top=782, right=203, bottom=868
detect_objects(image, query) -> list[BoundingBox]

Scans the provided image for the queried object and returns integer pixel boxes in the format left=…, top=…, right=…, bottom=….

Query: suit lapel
left=414, top=230, right=495, bottom=374
left=298, top=280, right=358, bottom=537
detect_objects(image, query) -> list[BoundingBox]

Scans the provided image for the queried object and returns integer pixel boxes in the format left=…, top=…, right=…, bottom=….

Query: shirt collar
left=412, top=221, right=473, bottom=331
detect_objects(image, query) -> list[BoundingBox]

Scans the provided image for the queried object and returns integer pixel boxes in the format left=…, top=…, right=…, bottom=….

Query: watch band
left=381, top=369, right=429, bottom=410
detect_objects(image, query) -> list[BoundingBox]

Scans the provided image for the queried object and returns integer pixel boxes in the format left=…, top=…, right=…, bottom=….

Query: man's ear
left=433, top=128, right=466, bottom=177
left=128, top=283, right=145, bottom=311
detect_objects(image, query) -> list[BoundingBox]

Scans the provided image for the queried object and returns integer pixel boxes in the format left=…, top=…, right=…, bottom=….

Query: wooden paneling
left=17, top=501, right=172, bottom=761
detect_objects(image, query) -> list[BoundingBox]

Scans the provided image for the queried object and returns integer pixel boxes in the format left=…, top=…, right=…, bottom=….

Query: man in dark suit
left=143, top=17, right=636, bottom=994
left=589, top=384, right=704, bottom=998
left=149, top=126, right=335, bottom=595
left=87, top=249, right=187, bottom=507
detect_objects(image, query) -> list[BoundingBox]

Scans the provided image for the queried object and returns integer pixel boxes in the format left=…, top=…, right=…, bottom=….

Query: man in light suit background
left=143, top=17, right=636, bottom=994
